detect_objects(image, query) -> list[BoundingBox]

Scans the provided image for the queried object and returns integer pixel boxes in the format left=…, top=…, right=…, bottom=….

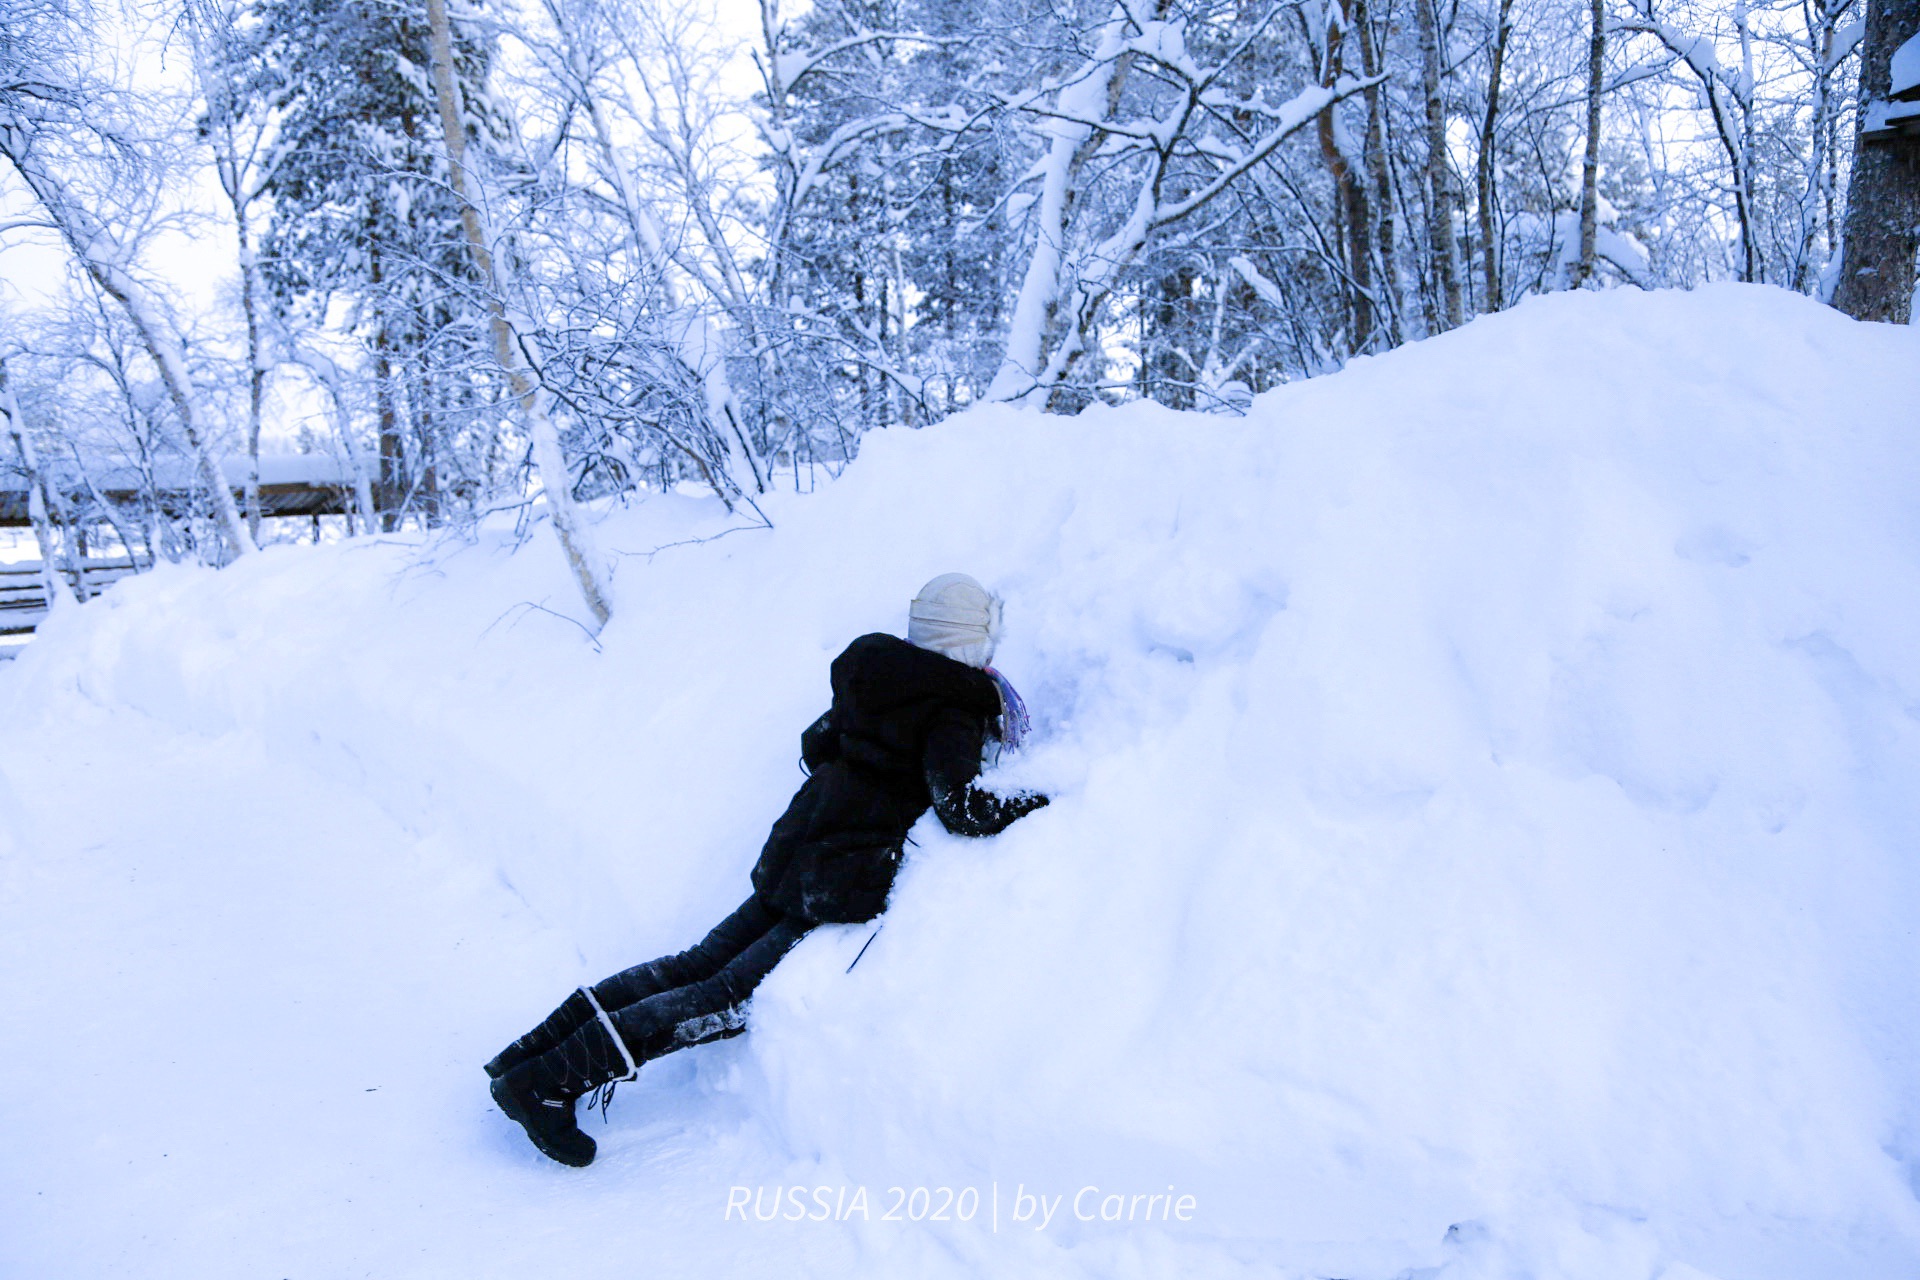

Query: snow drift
left=3, top=284, right=1919, bottom=1279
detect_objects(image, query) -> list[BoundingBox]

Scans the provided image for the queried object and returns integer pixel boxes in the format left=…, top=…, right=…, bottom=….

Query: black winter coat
left=750, top=632, right=1047, bottom=924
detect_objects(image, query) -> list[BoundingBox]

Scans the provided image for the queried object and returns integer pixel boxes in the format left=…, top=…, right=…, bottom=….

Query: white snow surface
left=5, top=284, right=1920, bottom=1278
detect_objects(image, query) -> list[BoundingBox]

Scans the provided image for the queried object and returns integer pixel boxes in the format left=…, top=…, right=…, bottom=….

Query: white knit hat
left=907, top=573, right=1001, bottom=669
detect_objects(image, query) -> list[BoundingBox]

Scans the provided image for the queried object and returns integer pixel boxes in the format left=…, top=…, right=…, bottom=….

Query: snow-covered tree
left=1, top=0, right=255, bottom=559
left=254, top=0, right=506, bottom=530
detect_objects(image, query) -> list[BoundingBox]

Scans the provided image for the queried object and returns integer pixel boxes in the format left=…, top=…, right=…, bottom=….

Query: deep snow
left=3, top=284, right=1920, bottom=1279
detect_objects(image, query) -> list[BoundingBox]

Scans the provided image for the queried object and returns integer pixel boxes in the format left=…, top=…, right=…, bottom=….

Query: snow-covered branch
left=0, top=124, right=255, bottom=558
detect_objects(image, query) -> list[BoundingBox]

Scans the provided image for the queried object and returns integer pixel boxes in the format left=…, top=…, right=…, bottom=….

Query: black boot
left=489, top=1012, right=639, bottom=1168
left=484, top=988, right=596, bottom=1080
left=490, top=1066, right=597, bottom=1168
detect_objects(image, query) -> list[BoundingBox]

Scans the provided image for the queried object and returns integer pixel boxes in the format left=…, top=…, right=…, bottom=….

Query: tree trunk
left=292, top=349, right=380, bottom=537
left=239, top=235, right=266, bottom=543
left=1736, top=0, right=1760, bottom=282
left=1833, top=0, right=1920, bottom=321
left=1794, top=0, right=1843, bottom=292
left=1572, top=0, right=1606, bottom=286
left=424, top=0, right=611, bottom=628
left=985, top=6, right=1135, bottom=402
left=1478, top=0, right=1514, bottom=309
left=1418, top=0, right=1464, bottom=328
left=1145, top=264, right=1198, bottom=408
left=1, top=360, right=77, bottom=610
left=189, top=10, right=267, bottom=543
left=1319, top=0, right=1377, bottom=352
left=366, top=232, right=403, bottom=532
left=1355, top=0, right=1403, bottom=345
left=82, top=471, right=147, bottom=572
left=418, top=379, right=440, bottom=529
left=376, top=339, right=399, bottom=531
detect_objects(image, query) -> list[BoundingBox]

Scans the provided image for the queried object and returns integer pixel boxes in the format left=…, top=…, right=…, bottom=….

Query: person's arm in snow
left=800, top=711, right=839, bottom=774
left=924, top=708, right=1049, bottom=837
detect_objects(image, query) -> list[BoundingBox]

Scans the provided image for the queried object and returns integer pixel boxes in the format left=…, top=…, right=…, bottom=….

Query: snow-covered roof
left=1892, top=32, right=1920, bottom=102
left=1862, top=96, right=1920, bottom=141
left=0, top=454, right=355, bottom=525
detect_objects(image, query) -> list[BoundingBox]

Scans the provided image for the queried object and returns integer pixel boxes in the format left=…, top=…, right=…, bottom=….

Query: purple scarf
left=986, top=667, right=1030, bottom=751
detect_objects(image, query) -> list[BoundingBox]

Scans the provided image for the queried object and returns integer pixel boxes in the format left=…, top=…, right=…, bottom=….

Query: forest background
left=2, top=0, right=1915, bottom=628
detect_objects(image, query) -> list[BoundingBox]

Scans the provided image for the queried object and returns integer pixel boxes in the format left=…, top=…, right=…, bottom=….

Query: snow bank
left=4, top=284, right=1920, bottom=1279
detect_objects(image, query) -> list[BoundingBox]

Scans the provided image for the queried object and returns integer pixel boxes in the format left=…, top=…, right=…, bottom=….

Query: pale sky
left=1, top=0, right=767, bottom=452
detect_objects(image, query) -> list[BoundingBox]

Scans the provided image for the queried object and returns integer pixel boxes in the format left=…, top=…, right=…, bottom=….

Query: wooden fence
left=0, top=557, right=141, bottom=645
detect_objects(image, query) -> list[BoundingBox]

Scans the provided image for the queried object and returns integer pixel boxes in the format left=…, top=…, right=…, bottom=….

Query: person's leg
left=492, top=911, right=812, bottom=1166
left=484, top=895, right=780, bottom=1079
left=606, top=914, right=813, bottom=1061
left=592, top=895, right=784, bottom=1009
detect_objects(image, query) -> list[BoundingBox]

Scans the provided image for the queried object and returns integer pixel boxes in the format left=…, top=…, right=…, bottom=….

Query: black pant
left=592, top=894, right=813, bottom=1061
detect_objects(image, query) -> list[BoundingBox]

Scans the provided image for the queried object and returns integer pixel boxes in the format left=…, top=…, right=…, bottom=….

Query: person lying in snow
left=486, top=573, right=1049, bottom=1167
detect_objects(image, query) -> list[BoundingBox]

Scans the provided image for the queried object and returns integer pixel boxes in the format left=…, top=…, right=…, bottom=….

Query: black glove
left=934, top=782, right=1049, bottom=838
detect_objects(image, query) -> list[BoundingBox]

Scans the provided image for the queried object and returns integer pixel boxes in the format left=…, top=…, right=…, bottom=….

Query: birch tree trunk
left=984, top=7, right=1135, bottom=404
left=188, top=6, right=269, bottom=542
left=1572, top=0, right=1605, bottom=286
left=1417, top=0, right=1464, bottom=328
left=1793, top=0, right=1845, bottom=292
left=290, top=349, right=380, bottom=537
left=1356, top=0, right=1405, bottom=345
left=1, top=361, right=78, bottom=610
left=423, top=0, right=611, bottom=628
left=79, top=467, right=147, bottom=573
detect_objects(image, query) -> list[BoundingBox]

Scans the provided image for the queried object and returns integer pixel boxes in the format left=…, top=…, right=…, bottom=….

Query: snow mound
left=4, top=284, right=1920, bottom=1279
